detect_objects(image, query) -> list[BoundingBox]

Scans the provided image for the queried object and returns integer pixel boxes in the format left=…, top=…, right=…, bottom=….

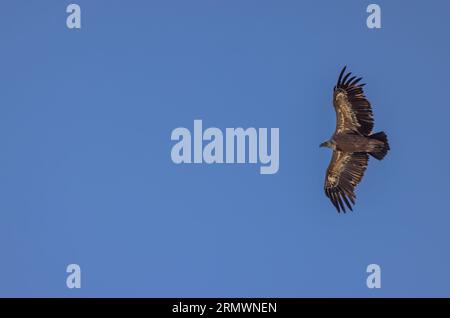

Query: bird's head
left=319, top=140, right=333, bottom=149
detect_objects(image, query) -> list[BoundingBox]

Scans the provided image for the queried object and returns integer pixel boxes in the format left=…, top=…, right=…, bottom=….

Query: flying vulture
left=320, top=66, right=390, bottom=213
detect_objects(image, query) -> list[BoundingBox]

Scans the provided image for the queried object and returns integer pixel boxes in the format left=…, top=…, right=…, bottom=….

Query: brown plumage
left=320, top=66, right=390, bottom=213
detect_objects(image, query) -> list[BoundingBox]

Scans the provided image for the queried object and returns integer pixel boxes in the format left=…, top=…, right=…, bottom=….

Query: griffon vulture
left=320, top=66, right=390, bottom=212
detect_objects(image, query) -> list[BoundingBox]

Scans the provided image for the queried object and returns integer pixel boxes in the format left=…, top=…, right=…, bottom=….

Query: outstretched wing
left=324, top=151, right=369, bottom=213
left=333, top=66, right=374, bottom=135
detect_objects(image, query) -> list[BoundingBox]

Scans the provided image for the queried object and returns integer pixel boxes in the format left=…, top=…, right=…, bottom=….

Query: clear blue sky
left=1, top=0, right=450, bottom=297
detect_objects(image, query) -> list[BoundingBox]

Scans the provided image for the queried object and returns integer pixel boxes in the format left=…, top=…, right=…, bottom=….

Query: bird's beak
left=319, top=142, right=326, bottom=148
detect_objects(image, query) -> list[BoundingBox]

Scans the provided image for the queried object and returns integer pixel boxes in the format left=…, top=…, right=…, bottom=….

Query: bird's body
left=320, top=67, right=390, bottom=212
left=332, top=133, right=384, bottom=153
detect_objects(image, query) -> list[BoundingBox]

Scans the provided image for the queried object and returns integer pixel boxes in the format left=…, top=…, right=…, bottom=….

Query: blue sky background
left=1, top=0, right=450, bottom=297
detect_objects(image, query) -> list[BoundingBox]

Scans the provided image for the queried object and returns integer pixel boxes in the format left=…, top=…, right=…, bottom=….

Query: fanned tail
left=369, top=131, right=390, bottom=160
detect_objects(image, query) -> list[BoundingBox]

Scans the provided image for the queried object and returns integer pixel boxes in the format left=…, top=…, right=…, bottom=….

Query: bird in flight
left=320, top=66, right=390, bottom=213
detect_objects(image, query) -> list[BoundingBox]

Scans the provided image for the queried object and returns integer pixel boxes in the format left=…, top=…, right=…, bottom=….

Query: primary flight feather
left=320, top=66, right=390, bottom=213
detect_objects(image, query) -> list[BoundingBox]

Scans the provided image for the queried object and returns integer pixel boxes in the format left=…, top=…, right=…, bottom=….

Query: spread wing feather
left=324, top=151, right=369, bottom=213
left=333, top=66, right=374, bottom=135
